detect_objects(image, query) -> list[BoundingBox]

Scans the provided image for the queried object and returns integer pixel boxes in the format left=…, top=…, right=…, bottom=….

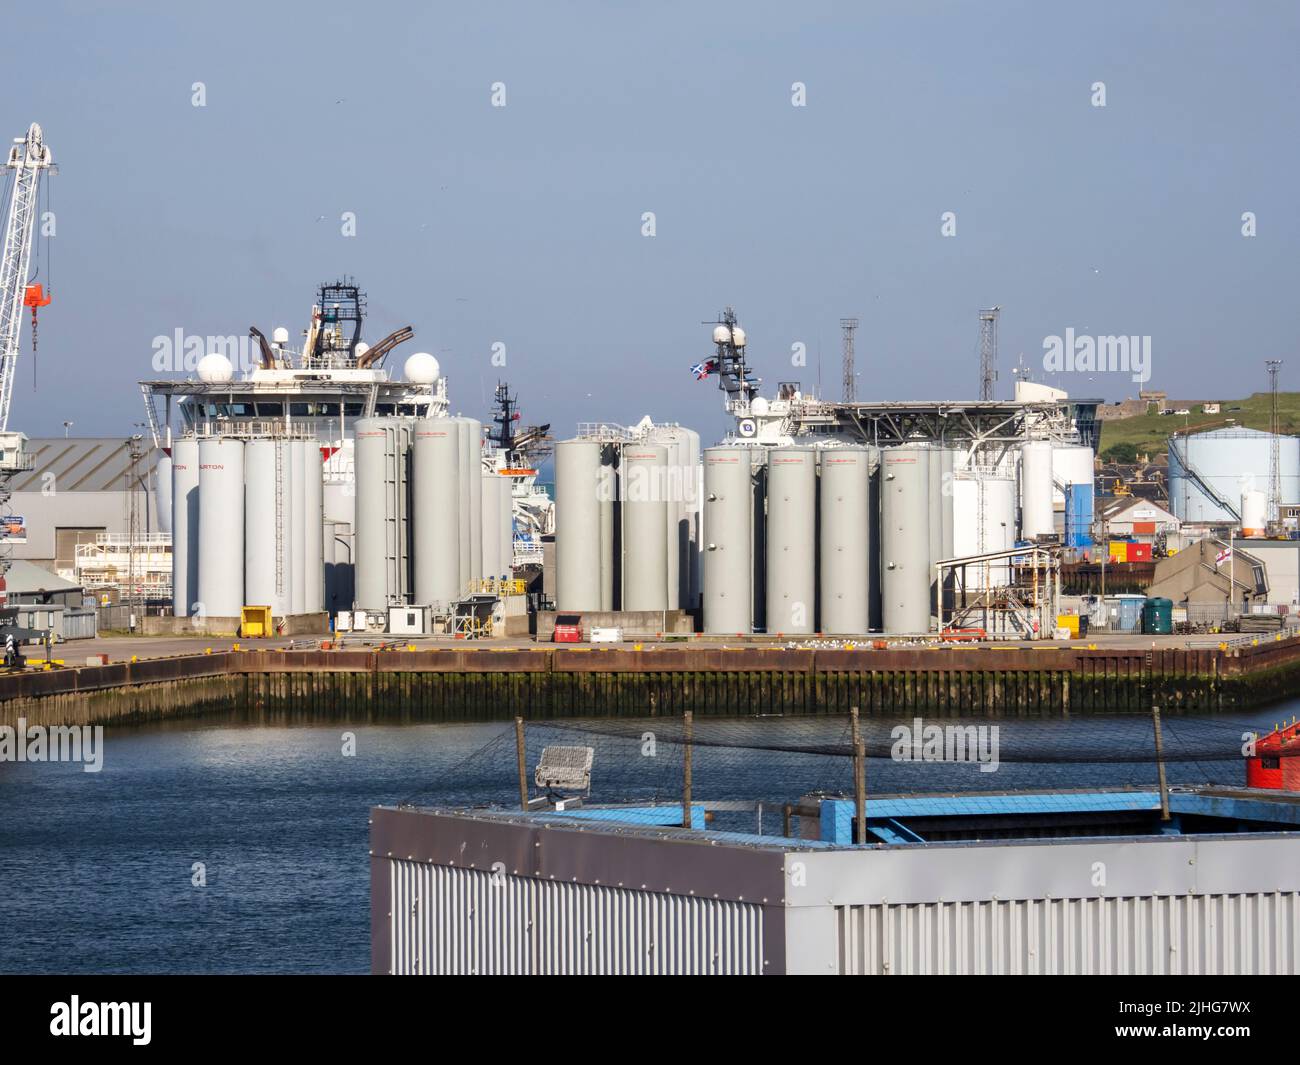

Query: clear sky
left=5, top=0, right=1298, bottom=442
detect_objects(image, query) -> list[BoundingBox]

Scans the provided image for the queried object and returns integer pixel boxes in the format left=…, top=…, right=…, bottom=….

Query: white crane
left=0, top=122, right=54, bottom=432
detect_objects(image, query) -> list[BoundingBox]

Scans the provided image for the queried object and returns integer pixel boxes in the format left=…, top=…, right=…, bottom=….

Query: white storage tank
left=196, top=437, right=245, bottom=619
left=555, top=439, right=604, bottom=611
left=1020, top=441, right=1055, bottom=539
left=499, top=474, right=514, bottom=580
left=170, top=438, right=200, bottom=618
left=702, top=447, right=753, bottom=634
left=952, top=474, right=1016, bottom=588
left=1241, top=489, right=1268, bottom=537
left=481, top=471, right=502, bottom=580
left=765, top=447, right=816, bottom=634
left=303, top=442, right=324, bottom=613
left=412, top=421, right=461, bottom=611
left=819, top=447, right=874, bottom=634
left=1169, top=428, right=1300, bottom=524
left=467, top=419, right=483, bottom=582
left=290, top=439, right=307, bottom=615
left=1051, top=444, right=1095, bottom=507
left=244, top=440, right=293, bottom=616
left=353, top=417, right=413, bottom=610
left=880, top=446, right=930, bottom=633
left=622, top=443, right=669, bottom=611
left=598, top=451, right=616, bottom=609
left=155, top=454, right=173, bottom=538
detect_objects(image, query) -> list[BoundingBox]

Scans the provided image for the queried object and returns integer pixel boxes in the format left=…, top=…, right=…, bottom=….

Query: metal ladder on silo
left=274, top=442, right=285, bottom=602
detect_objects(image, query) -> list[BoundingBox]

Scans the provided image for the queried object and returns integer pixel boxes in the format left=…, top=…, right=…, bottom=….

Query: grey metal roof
left=11, top=438, right=164, bottom=493
left=3, top=558, right=83, bottom=594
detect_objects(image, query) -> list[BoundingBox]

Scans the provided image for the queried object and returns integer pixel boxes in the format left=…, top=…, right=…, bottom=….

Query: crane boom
left=0, top=123, right=54, bottom=433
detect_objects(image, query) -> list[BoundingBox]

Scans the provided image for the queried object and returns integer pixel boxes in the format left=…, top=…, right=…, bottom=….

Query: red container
left=552, top=615, right=583, bottom=643
left=1129, top=542, right=1152, bottom=562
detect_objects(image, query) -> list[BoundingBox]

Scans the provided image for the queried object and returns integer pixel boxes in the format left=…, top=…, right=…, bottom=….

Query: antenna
left=978, top=307, right=1000, bottom=401
left=840, top=317, right=859, bottom=402
left=1267, top=359, right=1283, bottom=523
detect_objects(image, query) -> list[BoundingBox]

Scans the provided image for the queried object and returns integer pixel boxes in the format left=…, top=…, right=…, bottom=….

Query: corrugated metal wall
left=388, top=860, right=765, bottom=975
left=836, top=892, right=1300, bottom=975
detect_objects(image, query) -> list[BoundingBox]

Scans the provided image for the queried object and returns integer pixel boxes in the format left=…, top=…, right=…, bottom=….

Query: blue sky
left=5, top=0, right=1298, bottom=440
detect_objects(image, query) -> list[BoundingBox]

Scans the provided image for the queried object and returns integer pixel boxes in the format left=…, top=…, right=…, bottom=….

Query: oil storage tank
left=819, top=447, right=874, bottom=634
left=702, top=447, right=753, bottom=633
left=302, top=442, right=324, bottom=613
left=555, top=439, right=604, bottom=611
left=622, top=443, right=669, bottom=611
left=1169, top=428, right=1300, bottom=524
left=481, top=471, right=502, bottom=580
left=766, top=448, right=816, bottom=634
left=412, top=421, right=461, bottom=611
left=880, top=446, right=930, bottom=633
left=170, top=437, right=200, bottom=618
left=196, top=437, right=245, bottom=619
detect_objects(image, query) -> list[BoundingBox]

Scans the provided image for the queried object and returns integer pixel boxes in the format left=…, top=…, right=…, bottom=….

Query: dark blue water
left=0, top=704, right=1291, bottom=974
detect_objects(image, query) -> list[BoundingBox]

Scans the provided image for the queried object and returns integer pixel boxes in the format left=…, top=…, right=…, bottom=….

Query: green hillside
left=1097, top=392, right=1300, bottom=462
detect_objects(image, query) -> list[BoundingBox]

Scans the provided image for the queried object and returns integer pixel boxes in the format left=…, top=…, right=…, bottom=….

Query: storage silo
left=467, top=419, right=483, bottom=582
left=622, top=443, right=669, bottom=611
left=499, top=474, right=514, bottom=580
left=290, top=440, right=307, bottom=615
left=1020, top=441, right=1055, bottom=539
left=155, top=454, right=173, bottom=538
left=412, top=421, right=461, bottom=610
left=684, top=429, right=702, bottom=609
left=1051, top=444, right=1095, bottom=507
left=244, top=440, right=292, bottom=616
left=1169, top=428, right=1300, bottom=524
left=819, top=447, right=873, bottom=634
left=303, top=443, right=324, bottom=613
left=880, top=446, right=930, bottom=633
left=170, top=438, right=200, bottom=618
left=702, top=447, right=753, bottom=633
left=481, top=471, right=501, bottom=580
left=765, top=447, right=817, bottom=634
left=555, top=439, right=604, bottom=611
left=598, top=452, right=616, bottom=609
left=353, top=417, right=412, bottom=610
left=196, top=437, right=245, bottom=619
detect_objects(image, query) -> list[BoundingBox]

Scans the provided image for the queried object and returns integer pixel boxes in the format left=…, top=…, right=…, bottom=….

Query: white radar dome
left=712, top=325, right=731, bottom=345
left=354, top=342, right=370, bottom=359
left=731, top=326, right=747, bottom=348
left=271, top=326, right=290, bottom=345
left=404, top=351, right=441, bottom=384
left=750, top=396, right=769, bottom=415
left=196, top=352, right=234, bottom=383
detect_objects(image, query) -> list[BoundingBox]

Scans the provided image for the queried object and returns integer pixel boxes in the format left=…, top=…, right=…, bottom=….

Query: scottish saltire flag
left=691, top=359, right=716, bottom=380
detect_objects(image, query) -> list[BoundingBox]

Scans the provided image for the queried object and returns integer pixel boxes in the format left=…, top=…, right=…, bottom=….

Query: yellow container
left=240, top=605, right=273, bottom=638
left=1056, top=614, right=1080, bottom=635
left=1108, top=541, right=1129, bottom=562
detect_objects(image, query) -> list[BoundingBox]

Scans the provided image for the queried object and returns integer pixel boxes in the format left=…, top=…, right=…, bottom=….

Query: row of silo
left=553, top=432, right=700, bottom=614
left=171, top=436, right=324, bottom=620
left=353, top=415, right=512, bottom=615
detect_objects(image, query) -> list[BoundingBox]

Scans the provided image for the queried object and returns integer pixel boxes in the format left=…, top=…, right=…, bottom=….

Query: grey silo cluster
left=697, top=442, right=958, bottom=636
left=553, top=429, right=701, bottom=613
left=171, top=435, right=325, bottom=621
left=353, top=415, right=513, bottom=614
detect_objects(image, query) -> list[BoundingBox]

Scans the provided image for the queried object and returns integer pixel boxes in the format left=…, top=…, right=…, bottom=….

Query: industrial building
left=373, top=793, right=1300, bottom=975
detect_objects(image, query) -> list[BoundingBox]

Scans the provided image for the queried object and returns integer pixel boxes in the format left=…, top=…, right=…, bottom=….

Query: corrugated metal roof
left=11, top=438, right=164, bottom=493
left=3, top=558, right=83, bottom=594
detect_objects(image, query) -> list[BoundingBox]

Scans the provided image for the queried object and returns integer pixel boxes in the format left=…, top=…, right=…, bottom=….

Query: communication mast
left=978, top=306, right=1000, bottom=401
left=1267, top=359, right=1283, bottom=523
left=840, top=317, right=859, bottom=402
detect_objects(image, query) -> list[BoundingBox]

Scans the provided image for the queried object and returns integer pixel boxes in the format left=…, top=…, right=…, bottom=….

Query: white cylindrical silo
left=1242, top=489, right=1267, bottom=537
left=171, top=438, right=200, bottom=618
left=661, top=433, right=682, bottom=609
left=467, top=420, right=482, bottom=582
left=940, top=447, right=954, bottom=560
left=155, top=454, right=173, bottom=538
left=598, top=452, right=616, bottom=610
left=353, top=417, right=412, bottom=610
left=481, top=471, right=501, bottom=581
left=1020, top=441, right=1055, bottom=540
left=1052, top=444, right=1095, bottom=507
left=683, top=428, right=701, bottom=609
left=303, top=442, right=324, bottom=613
left=197, top=437, right=245, bottom=619
left=765, top=447, right=816, bottom=634
left=703, top=447, right=753, bottom=634
left=290, top=440, right=307, bottom=615
left=880, top=446, right=931, bottom=633
left=1169, top=429, right=1300, bottom=523
left=622, top=443, right=669, bottom=611
left=927, top=446, right=942, bottom=590
left=244, top=440, right=291, bottom=616
left=412, top=421, right=461, bottom=611
left=819, top=447, right=872, bottom=634
left=499, top=474, right=514, bottom=580
left=555, top=439, right=604, bottom=611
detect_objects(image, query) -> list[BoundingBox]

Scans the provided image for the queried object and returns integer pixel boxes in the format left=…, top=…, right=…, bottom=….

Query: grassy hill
left=1097, top=392, right=1300, bottom=461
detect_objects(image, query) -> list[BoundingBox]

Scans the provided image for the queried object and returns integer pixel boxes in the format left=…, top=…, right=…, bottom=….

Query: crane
left=0, top=123, right=55, bottom=611
left=0, top=123, right=54, bottom=432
